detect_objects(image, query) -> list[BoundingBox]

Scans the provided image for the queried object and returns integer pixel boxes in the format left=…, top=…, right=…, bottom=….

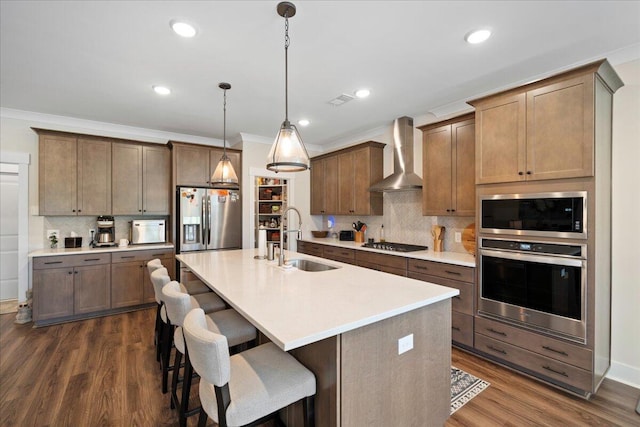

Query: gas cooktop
left=361, top=241, right=428, bottom=252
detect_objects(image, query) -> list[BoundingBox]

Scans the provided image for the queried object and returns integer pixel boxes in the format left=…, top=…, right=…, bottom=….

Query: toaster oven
left=130, top=219, right=166, bottom=244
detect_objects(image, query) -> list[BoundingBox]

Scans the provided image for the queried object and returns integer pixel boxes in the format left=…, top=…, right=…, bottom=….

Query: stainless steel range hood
left=369, top=116, right=422, bottom=192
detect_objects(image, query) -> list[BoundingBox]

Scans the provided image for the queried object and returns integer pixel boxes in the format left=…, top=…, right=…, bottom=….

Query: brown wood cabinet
left=112, top=142, right=170, bottom=215
left=419, top=113, right=475, bottom=216
left=355, top=251, right=407, bottom=277
left=171, top=141, right=242, bottom=187
left=37, top=131, right=112, bottom=216
left=296, top=240, right=324, bottom=257
left=33, top=253, right=111, bottom=322
left=469, top=60, right=621, bottom=184
left=310, top=156, right=338, bottom=215
left=310, top=141, right=384, bottom=216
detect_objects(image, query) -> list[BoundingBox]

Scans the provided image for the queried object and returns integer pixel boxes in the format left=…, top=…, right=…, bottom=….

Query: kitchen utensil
left=462, top=223, right=476, bottom=255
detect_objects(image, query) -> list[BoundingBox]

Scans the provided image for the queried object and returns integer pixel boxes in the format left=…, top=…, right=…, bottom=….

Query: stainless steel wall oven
left=478, top=238, right=587, bottom=343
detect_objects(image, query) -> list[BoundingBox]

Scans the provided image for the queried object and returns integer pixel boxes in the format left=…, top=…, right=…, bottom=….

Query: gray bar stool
left=183, top=308, right=316, bottom=427
left=162, top=281, right=257, bottom=427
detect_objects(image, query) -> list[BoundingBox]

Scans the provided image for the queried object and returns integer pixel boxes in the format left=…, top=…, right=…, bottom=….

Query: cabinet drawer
left=407, top=272, right=473, bottom=314
left=475, top=333, right=592, bottom=392
left=451, top=312, right=473, bottom=347
left=322, top=246, right=355, bottom=263
left=407, top=259, right=474, bottom=283
left=356, top=251, right=407, bottom=271
left=475, top=316, right=592, bottom=370
left=33, top=253, right=111, bottom=269
left=297, top=241, right=323, bottom=257
left=356, top=260, right=407, bottom=277
left=112, top=248, right=173, bottom=263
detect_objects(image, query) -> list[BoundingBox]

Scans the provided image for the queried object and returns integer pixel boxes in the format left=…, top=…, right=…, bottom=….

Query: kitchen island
left=176, top=249, right=459, bottom=427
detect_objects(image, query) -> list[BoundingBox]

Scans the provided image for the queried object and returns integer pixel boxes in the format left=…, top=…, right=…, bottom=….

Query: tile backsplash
left=43, top=216, right=168, bottom=247
left=314, top=191, right=474, bottom=254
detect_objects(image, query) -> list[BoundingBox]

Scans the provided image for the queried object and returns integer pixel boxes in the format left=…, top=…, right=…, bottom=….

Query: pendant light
left=210, top=82, right=239, bottom=189
left=266, top=1, right=310, bottom=173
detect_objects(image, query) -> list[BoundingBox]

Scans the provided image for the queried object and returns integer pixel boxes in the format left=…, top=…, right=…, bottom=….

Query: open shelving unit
left=255, top=177, right=288, bottom=248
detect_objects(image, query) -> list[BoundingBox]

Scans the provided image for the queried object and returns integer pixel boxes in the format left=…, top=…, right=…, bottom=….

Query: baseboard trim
left=606, top=360, right=640, bottom=389
left=0, top=299, right=18, bottom=314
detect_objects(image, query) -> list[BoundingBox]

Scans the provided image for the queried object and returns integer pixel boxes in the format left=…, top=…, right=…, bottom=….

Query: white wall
left=0, top=58, right=638, bottom=387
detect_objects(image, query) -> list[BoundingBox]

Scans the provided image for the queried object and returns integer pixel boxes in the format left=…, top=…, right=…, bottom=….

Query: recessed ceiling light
left=298, top=119, right=310, bottom=127
left=152, top=85, right=171, bottom=95
left=170, top=20, right=197, bottom=38
left=355, top=89, right=371, bottom=99
left=465, top=29, right=491, bottom=44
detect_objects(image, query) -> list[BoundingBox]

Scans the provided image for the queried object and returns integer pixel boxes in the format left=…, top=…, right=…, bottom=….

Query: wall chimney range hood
left=369, top=116, right=422, bottom=192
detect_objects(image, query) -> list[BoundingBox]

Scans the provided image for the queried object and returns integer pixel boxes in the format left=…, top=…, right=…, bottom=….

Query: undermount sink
left=286, top=259, right=340, bottom=272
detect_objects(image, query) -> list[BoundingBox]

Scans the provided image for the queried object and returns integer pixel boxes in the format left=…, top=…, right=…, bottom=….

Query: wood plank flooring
left=1, top=309, right=638, bottom=426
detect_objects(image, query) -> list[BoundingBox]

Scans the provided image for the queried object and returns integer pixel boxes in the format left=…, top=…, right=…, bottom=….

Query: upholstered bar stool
left=162, top=281, right=257, bottom=427
left=151, top=269, right=227, bottom=393
left=184, top=308, right=316, bottom=427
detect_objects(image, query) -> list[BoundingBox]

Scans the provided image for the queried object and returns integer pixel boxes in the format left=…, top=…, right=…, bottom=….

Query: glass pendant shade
left=267, top=120, right=310, bottom=172
left=210, top=154, right=238, bottom=188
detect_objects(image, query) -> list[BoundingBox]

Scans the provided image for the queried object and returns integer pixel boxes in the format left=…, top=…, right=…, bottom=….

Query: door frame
left=0, top=151, right=30, bottom=303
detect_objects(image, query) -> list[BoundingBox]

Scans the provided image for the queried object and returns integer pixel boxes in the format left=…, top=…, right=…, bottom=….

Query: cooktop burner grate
left=361, top=241, right=428, bottom=252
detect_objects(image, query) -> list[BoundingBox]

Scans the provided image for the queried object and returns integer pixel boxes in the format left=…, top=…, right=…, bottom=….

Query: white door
left=0, top=164, right=19, bottom=302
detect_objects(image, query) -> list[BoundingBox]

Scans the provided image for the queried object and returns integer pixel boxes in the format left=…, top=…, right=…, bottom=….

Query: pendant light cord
left=284, top=10, right=290, bottom=123
left=223, top=87, right=227, bottom=156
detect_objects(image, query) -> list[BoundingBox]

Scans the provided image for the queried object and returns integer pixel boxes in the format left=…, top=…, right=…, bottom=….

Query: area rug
left=451, top=366, right=490, bottom=414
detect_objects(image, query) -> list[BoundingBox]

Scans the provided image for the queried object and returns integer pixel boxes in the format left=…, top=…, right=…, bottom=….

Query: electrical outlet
left=398, top=334, right=414, bottom=355
left=455, top=232, right=461, bottom=243
left=46, top=229, right=59, bottom=239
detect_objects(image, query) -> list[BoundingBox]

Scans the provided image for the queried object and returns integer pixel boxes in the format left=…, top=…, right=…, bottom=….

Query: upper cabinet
left=37, top=131, right=111, bottom=216
left=419, top=114, right=475, bottom=217
left=469, top=60, right=624, bottom=185
left=171, top=141, right=242, bottom=187
left=310, top=141, right=384, bottom=216
left=112, top=142, right=170, bottom=215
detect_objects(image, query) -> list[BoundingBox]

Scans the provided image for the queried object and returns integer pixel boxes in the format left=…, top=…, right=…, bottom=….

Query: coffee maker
left=93, top=215, right=116, bottom=247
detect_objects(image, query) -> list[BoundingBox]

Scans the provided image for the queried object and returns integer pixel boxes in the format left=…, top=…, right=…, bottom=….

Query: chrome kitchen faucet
left=279, top=206, right=302, bottom=267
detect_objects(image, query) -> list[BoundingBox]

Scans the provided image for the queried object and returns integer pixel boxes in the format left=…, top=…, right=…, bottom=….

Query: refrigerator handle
left=207, top=196, right=212, bottom=245
left=201, top=195, right=207, bottom=246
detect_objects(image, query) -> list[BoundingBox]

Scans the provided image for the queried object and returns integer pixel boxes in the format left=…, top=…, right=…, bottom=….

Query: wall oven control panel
left=481, top=239, right=584, bottom=258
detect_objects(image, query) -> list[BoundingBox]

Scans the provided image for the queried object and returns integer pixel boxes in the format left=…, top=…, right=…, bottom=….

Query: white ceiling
left=1, top=1, right=639, bottom=148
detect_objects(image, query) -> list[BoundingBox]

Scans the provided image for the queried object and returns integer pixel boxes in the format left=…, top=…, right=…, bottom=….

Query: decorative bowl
left=311, top=230, right=329, bottom=238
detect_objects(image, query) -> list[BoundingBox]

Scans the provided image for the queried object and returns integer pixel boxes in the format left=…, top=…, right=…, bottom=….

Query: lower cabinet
left=356, top=251, right=407, bottom=277
left=32, top=248, right=174, bottom=325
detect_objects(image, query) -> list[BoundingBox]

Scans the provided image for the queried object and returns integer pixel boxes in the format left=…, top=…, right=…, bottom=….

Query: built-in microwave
left=480, top=191, right=587, bottom=239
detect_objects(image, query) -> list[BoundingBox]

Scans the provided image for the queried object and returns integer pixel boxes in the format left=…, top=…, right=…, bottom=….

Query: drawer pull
left=487, top=345, right=507, bottom=355
left=451, top=326, right=461, bottom=331
left=121, top=256, right=135, bottom=259
left=84, top=258, right=100, bottom=261
left=152, top=253, right=166, bottom=257
left=453, top=295, right=461, bottom=299
left=445, top=270, right=462, bottom=276
left=44, top=261, right=63, bottom=265
left=542, top=346, right=569, bottom=357
left=542, top=365, right=568, bottom=377
left=486, top=327, right=507, bottom=336
left=414, top=265, right=428, bottom=270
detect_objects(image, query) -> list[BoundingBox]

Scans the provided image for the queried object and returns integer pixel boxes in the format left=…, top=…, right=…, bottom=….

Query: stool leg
left=179, top=348, right=193, bottom=427
left=171, top=350, right=183, bottom=410
left=161, top=323, right=174, bottom=394
left=155, top=304, right=162, bottom=363
left=303, top=395, right=315, bottom=427
left=197, top=407, right=208, bottom=427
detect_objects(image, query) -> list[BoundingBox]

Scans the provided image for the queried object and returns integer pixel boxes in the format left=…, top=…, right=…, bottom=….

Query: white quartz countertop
left=29, top=243, right=175, bottom=258
left=176, top=249, right=459, bottom=351
left=300, top=237, right=476, bottom=267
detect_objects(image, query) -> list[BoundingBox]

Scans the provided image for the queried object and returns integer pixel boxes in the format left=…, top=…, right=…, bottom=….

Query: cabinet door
left=422, top=125, right=453, bottom=216
left=111, top=261, right=144, bottom=308
left=77, top=137, right=112, bottom=215
left=74, top=264, right=111, bottom=313
left=452, top=120, right=475, bottom=216
left=337, top=151, right=355, bottom=214
left=33, top=268, right=74, bottom=320
left=143, top=145, right=170, bottom=215
left=526, top=74, right=594, bottom=180
left=175, top=144, right=210, bottom=186
left=39, top=134, right=77, bottom=215
left=353, top=147, right=373, bottom=215
left=112, top=143, right=143, bottom=214
left=310, top=158, right=325, bottom=214
left=324, top=156, right=338, bottom=214
left=475, top=93, right=526, bottom=184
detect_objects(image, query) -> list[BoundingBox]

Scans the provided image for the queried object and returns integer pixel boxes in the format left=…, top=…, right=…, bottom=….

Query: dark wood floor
left=1, top=309, right=638, bottom=426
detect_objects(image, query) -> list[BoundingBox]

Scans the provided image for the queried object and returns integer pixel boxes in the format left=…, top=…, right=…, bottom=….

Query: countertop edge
left=29, top=243, right=175, bottom=257
left=299, top=237, right=476, bottom=267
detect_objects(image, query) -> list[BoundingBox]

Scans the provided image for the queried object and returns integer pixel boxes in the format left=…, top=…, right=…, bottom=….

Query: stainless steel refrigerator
left=176, top=187, right=242, bottom=253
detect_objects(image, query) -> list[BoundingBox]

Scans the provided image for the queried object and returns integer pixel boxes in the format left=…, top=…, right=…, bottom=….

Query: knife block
left=354, top=231, right=364, bottom=243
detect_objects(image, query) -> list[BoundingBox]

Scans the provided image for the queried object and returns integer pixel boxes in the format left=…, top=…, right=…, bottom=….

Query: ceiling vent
left=328, top=93, right=355, bottom=107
